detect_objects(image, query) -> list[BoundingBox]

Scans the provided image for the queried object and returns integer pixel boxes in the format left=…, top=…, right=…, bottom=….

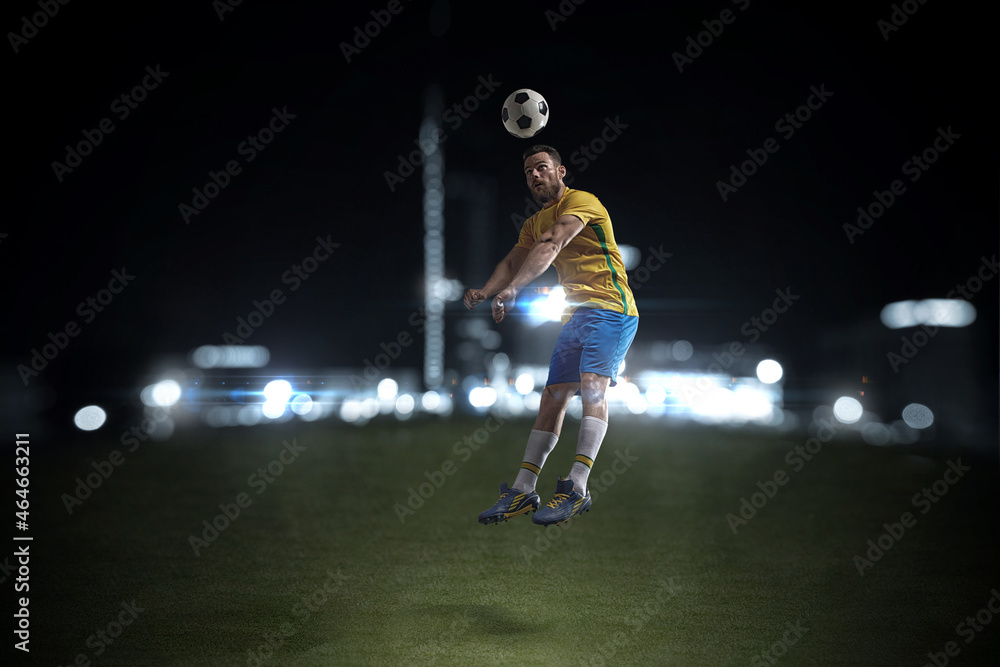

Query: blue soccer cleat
left=532, top=477, right=591, bottom=526
left=478, top=482, right=540, bottom=525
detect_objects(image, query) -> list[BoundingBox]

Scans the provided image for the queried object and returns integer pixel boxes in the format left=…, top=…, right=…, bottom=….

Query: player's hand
left=463, top=288, right=487, bottom=310
left=492, top=288, right=517, bottom=323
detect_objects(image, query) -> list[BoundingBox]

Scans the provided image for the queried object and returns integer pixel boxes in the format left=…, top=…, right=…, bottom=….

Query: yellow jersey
left=515, top=188, right=638, bottom=324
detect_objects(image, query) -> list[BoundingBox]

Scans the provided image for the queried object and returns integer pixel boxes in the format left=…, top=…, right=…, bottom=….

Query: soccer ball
left=501, top=89, right=549, bottom=139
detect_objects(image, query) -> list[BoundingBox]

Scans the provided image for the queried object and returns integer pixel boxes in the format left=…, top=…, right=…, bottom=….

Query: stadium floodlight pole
left=421, top=85, right=446, bottom=389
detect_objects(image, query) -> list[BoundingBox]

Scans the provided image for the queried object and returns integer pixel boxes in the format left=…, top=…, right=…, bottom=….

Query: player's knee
left=579, top=374, right=610, bottom=403
left=580, top=384, right=606, bottom=405
left=542, top=384, right=572, bottom=403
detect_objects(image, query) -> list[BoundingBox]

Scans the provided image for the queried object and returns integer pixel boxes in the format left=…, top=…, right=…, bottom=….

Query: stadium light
left=901, top=403, right=934, bottom=429
left=524, top=286, right=566, bottom=326
left=421, top=390, right=441, bottom=411
left=290, top=394, right=313, bottom=415
left=263, top=380, right=293, bottom=404
left=377, top=378, right=398, bottom=401
left=880, top=299, right=976, bottom=329
left=833, top=396, right=863, bottom=424
left=469, top=386, right=497, bottom=408
left=73, top=405, right=107, bottom=431
left=756, top=360, right=783, bottom=384
left=190, top=345, right=270, bottom=368
left=514, top=373, right=535, bottom=395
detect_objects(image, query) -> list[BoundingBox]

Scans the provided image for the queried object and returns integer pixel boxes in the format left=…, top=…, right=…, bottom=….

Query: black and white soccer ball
left=501, top=89, right=549, bottom=139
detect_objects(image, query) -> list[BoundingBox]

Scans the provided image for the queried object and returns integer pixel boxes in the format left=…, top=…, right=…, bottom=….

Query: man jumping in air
left=464, top=145, right=638, bottom=526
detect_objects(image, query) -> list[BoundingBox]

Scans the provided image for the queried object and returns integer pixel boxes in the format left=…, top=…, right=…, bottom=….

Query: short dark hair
left=522, top=145, right=562, bottom=166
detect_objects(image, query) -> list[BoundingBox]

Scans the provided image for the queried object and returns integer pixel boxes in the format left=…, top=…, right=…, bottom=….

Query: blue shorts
left=546, top=308, right=639, bottom=387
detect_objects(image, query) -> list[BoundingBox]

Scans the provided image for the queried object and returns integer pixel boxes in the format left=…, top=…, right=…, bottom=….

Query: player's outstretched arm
left=463, top=246, right=529, bottom=310
left=492, top=214, right=584, bottom=323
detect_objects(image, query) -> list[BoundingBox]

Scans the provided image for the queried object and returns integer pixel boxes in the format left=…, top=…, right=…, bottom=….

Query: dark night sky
left=3, top=1, right=996, bottom=430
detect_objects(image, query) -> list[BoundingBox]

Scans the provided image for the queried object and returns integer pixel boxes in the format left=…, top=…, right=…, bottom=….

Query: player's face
left=524, top=153, right=565, bottom=204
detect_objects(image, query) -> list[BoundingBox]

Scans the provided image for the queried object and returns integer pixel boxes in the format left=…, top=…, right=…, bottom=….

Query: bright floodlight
left=902, top=403, right=934, bottom=429
left=733, top=387, right=774, bottom=423
left=261, top=401, right=285, bottom=419
left=833, top=396, right=863, bottom=424
left=290, top=394, right=313, bottom=415
left=151, top=379, right=182, bottom=406
left=395, top=394, right=415, bottom=415
left=514, top=373, right=535, bottom=395
left=469, top=386, right=498, bottom=408
left=340, top=400, right=362, bottom=422
left=526, top=286, right=566, bottom=325
left=645, top=384, right=667, bottom=405
left=880, top=299, right=976, bottom=329
left=421, top=391, right=441, bottom=411
left=377, top=378, right=398, bottom=401
left=263, top=380, right=293, bottom=404
left=756, top=360, right=783, bottom=384
left=693, top=387, right=735, bottom=423
left=618, top=244, right=641, bottom=270
left=73, top=405, right=107, bottom=431
left=191, top=345, right=270, bottom=368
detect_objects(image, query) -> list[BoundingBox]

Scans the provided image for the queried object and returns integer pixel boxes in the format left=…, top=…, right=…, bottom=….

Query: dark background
left=2, top=0, right=996, bottom=444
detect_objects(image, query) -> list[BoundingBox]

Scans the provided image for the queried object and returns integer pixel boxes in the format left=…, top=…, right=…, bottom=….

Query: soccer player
left=464, top=145, right=638, bottom=526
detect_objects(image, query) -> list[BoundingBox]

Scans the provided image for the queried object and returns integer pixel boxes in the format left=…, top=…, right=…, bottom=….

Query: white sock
left=512, top=429, right=558, bottom=493
left=568, top=416, right=608, bottom=495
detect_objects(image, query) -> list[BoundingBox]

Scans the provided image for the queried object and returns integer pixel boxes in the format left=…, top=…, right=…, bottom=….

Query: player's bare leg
left=570, top=372, right=610, bottom=493
left=532, top=373, right=609, bottom=526
left=477, top=383, right=578, bottom=525
left=532, top=382, right=581, bottom=435
left=511, top=382, right=579, bottom=491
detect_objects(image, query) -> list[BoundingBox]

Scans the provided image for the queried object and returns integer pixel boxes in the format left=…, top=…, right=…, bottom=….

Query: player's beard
left=532, top=181, right=560, bottom=204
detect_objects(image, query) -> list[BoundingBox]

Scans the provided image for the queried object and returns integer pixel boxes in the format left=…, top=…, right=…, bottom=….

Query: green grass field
left=31, top=416, right=1000, bottom=666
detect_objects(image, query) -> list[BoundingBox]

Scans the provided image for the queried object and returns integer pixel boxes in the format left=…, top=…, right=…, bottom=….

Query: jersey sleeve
left=514, top=215, right=535, bottom=250
left=558, top=190, right=605, bottom=225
